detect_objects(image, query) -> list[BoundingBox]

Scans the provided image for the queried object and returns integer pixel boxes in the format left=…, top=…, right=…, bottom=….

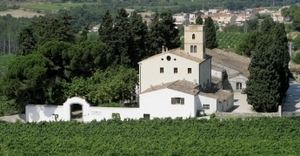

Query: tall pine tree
left=98, top=10, right=113, bottom=43
left=129, top=11, right=148, bottom=68
left=112, top=8, right=131, bottom=65
left=148, top=11, right=179, bottom=55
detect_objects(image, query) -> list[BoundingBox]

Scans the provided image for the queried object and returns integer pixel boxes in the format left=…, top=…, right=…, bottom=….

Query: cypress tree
left=204, top=17, right=218, bottom=49
left=129, top=11, right=148, bottom=68
left=247, top=34, right=281, bottom=112
left=112, top=8, right=131, bottom=65
left=247, top=19, right=290, bottom=112
left=98, top=10, right=113, bottom=43
left=196, top=16, right=203, bottom=25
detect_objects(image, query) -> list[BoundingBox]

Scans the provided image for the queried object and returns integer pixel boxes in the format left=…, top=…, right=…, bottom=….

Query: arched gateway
left=63, top=97, right=90, bottom=121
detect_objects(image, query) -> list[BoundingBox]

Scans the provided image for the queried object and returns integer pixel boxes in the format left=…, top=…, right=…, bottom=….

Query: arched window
left=192, top=34, right=195, bottom=39
left=193, top=45, right=197, bottom=52
left=190, top=45, right=193, bottom=53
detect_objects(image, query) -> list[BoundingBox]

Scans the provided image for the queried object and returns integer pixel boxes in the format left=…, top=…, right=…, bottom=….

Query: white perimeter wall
left=87, top=107, right=142, bottom=121
left=26, top=105, right=67, bottom=122
left=139, top=88, right=196, bottom=119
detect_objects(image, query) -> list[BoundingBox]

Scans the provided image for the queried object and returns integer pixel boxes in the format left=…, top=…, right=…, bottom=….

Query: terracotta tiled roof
left=141, top=80, right=200, bottom=95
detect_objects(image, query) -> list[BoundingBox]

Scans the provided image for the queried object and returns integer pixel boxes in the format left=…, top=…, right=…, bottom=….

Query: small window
left=193, top=45, right=197, bottom=52
left=192, top=34, right=195, bottom=39
left=171, top=97, right=184, bottom=105
left=174, top=67, right=178, bottom=74
left=203, top=104, right=210, bottom=110
left=143, top=114, right=150, bottom=119
left=190, top=45, right=193, bottom=53
left=236, top=82, right=242, bottom=90
left=166, top=56, right=171, bottom=61
left=160, top=67, right=164, bottom=73
left=188, top=68, right=192, bottom=74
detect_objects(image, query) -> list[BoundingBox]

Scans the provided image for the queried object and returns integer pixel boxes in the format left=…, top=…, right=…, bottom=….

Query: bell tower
left=184, top=25, right=205, bottom=59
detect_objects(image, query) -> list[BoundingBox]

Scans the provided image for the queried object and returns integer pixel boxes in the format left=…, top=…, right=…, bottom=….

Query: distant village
left=90, top=6, right=289, bottom=33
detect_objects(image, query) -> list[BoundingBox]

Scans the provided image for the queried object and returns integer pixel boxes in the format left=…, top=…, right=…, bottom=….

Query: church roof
left=207, top=48, right=250, bottom=78
left=141, top=80, right=233, bottom=101
left=139, top=48, right=207, bottom=64
left=141, top=80, right=200, bottom=95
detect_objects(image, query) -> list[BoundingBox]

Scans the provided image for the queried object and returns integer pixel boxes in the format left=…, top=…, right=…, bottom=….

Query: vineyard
left=1, top=118, right=300, bottom=155
left=217, top=32, right=248, bottom=50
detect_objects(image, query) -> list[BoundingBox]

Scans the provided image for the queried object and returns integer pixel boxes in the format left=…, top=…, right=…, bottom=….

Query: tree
left=111, top=8, right=132, bottom=65
left=1, top=53, right=50, bottom=108
left=196, top=16, right=203, bottom=25
left=148, top=11, right=180, bottom=55
left=129, top=11, right=148, bottom=68
left=204, top=17, right=218, bottom=49
left=246, top=34, right=281, bottom=112
left=237, top=32, right=258, bottom=56
left=64, top=66, right=138, bottom=105
left=98, top=10, right=113, bottom=43
left=32, top=12, right=75, bottom=44
left=18, top=27, right=37, bottom=55
left=246, top=19, right=290, bottom=112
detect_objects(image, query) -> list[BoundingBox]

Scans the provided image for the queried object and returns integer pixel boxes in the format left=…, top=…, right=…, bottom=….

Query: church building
left=138, top=25, right=233, bottom=118
left=25, top=24, right=234, bottom=122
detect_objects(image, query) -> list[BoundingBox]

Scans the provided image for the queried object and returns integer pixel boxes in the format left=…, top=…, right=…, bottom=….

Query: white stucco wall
left=196, top=95, right=218, bottom=115
left=211, top=69, right=223, bottom=79
left=140, top=88, right=196, bottom=119
left=87, top=107, right=142, bottom=121
left=26, top=105, right=66, bottom=122
left=229, top=74, right=248, bottom=92
left=139, top=52, right=200, bottom=92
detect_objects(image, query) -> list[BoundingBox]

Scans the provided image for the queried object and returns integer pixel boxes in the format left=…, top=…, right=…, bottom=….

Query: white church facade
left=26, top=25, right=234, bottom=122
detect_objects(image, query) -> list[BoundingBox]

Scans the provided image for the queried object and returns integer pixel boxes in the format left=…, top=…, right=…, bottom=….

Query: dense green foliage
left=282, top=6, right=300, bottom=31
left=1, top=7, right=180, bottom=112
left=293, top=52, right=300, bottom=64
left=204, top=17, right=218, bottom=49
left=64, top=66, right=138, bottom=105
left=1, top=118, right=300, bottom=155
left=0, top=55, right=18, bottom=115
left=236, top=32, right=258, bottom=56
left=293, top=34, right=300, bottom=51
left=247, top=18, right=290, bottom=112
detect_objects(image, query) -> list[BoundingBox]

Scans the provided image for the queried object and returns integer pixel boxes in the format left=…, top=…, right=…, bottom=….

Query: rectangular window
left=171, top=97, right=184, bottom=105
left=188, top=68, right=192, bottom=74
left=174, top=67, right=178, bottom=74
left=203, top=104, right=210, bottom=110
left=143, top=114, right=150, bottom=119
left=160, top=67, right=164, bottom=73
